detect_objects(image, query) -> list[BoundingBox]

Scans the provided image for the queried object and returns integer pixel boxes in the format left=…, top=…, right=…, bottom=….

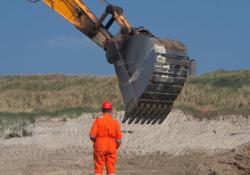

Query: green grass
left=0, top=106, right=97, bottom=122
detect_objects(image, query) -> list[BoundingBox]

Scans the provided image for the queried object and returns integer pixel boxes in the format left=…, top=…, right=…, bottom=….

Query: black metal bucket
left=109, top=33, right=189, bottom=124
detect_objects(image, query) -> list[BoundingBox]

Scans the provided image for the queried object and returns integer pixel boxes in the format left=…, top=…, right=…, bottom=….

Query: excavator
left=27, top=0, right=190, bottom=124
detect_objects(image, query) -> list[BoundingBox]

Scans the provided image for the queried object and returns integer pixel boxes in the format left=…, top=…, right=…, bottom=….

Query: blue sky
left=0, top=0, right=249, bottom=75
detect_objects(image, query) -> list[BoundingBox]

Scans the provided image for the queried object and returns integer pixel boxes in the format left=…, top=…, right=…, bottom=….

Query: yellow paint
left=73, top=0, right=97, bottom=22
left=43, top=0, right=97, bottom=27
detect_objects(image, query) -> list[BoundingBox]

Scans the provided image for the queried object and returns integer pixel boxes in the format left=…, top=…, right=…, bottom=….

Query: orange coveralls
left=89, top=113, right=122, bottom=175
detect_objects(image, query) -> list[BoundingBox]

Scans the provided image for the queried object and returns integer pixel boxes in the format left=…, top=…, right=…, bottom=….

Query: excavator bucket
left=109, top=33, right=189, bottom=124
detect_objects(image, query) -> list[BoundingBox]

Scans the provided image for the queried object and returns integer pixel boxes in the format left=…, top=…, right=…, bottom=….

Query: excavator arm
left=43, top=0, right=132, bottom=48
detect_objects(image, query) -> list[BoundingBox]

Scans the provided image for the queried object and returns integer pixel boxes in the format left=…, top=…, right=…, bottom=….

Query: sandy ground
left=0, top=110, right=250, bottom=175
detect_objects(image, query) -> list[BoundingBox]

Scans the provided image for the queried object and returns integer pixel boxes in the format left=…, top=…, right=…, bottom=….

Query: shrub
left=3, top=119, right=32, bottom=139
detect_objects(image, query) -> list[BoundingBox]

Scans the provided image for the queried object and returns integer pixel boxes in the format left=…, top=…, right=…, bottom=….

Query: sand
left=0, top=110, right=250, bottom=175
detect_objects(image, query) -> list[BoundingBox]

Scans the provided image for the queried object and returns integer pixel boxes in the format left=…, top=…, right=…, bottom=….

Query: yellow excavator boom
left=43, top=0, right=97, bottom=27
left=42, top=0, right=132, bottom=48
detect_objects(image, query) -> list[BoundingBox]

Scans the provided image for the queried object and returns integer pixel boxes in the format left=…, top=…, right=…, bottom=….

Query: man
left=89, top=100, right=122, bottom=175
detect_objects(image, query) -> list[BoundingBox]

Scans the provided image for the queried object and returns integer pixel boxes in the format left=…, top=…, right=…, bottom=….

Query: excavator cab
left=37, top=0, right=190, bottom=124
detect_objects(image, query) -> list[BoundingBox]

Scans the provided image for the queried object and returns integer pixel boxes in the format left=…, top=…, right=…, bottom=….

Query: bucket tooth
left=151, top=106, right=163, bottom=124
left=134, top=112, right=142, bottom=124
left=128, top=114, right=137, bottom=124
left=133, top=103, right=145, bottom=124
left=140, top=115, right=148, bottom=124
left=122, top=113, right=131, bottom=123
left=146, top=117, right=153, bottom=124
left=141, top=104, right=157, bottom=124
left=150, top=105, right=167, bottom=124
left=149, top=104, right=163, bottom=125
left=157, top=107, right=172, bottom=124
left=158, top=115, right=168, bottom=124
left=151, top=115, right=160, bottom=125
left=147, top=113, right=160, bottom=124
left=134, top=115, right=142, bottom=124
left=122, top=103, right=139, bottom=123
left=127, top=104, right=143, bottom=124
left=145, top=115, right=153, bottom=124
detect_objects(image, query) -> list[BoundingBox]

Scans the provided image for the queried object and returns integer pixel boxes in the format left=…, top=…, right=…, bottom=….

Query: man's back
left=90, top=113, right=122, bottom=153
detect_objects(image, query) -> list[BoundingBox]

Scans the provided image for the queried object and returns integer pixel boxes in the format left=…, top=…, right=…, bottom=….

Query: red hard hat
left=102, top=100, right=112, bottom=110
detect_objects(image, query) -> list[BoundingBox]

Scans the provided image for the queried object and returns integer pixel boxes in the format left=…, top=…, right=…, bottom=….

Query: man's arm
left=89, top=118, right=98, bottom=143
left=115, top=121, right=122, bottom=149
left=90, top=135, right=96, bottom=142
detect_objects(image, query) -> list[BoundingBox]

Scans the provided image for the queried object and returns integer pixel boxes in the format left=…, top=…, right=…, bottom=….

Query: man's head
left=102, top=100, right=112, bottom=113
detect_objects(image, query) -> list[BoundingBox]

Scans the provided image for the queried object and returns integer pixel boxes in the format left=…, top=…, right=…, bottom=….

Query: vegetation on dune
left=0, top=69, right=249, bottom=123
left=0, top=114, right=33, bottom=139
left=174, top=69, right=250, bottom=119
left=0, top=75, right=123, bottom=113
